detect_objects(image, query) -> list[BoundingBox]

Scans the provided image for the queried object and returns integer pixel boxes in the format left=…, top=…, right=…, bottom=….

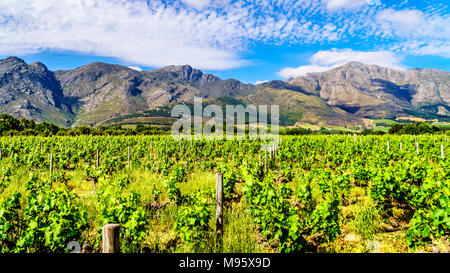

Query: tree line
left=0, top=113, right=448, bottom=136
left=387, top=122, right=446, bottom=135
left=0, top=114, right=170, bottom=136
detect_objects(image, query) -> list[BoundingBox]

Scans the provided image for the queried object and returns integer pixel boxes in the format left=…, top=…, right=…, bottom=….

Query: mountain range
left=0, top=56, right=449, bottom=130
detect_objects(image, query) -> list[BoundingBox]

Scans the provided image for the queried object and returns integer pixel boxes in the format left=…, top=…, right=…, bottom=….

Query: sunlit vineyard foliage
left=0, top=134, right=448, bottom=253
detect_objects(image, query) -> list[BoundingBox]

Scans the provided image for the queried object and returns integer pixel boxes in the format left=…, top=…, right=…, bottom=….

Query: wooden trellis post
left=387, top=140, right=390, bottom=152
left=441, top=144, right=445, bottom=160
left=265, top=150, right=268, bottom=172
left=102, top=224, right=120, bottom=253
left=216, top=172, right=223, bottom=247
left=50, top=154, right=53, bottom=175
left=96, top=149, right=100, bottom=168
left=128, top=146, right=131, bottom=169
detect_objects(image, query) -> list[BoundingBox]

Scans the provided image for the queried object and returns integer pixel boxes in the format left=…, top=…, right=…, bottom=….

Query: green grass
left=3, top=135, right=442, bottom=253
left=373, top=119, right=399, bottom=126
left=373, top=126, right=390, bottom=132
left=0, top=161, right=269, bottom=253
left=351, top=202, right=382, bottom=241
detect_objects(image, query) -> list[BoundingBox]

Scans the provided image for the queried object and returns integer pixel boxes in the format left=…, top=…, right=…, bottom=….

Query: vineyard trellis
left=0, top=134, right=448, bottom=253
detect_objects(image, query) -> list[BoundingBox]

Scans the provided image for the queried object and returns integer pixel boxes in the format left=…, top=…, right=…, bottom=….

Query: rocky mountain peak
left=0, top=56, right=28, bottom=73
left=55, top=61, right=133, bottom=91
left=29, top=61, right=51, bottom=74
left=340, top=61, right=367, bottom=68
left=160, top=65, right=203, bottom=82
left=1, top=56, right=26, bottom=64
left=75, top=62, right=129, bottom=74
left=0, top=57, right=448, bottom=128
left=258, top=80, right=309, bottom=93
left=0, top=56, right=72, bottom=126
left=287, top=62, right=450, bottom=118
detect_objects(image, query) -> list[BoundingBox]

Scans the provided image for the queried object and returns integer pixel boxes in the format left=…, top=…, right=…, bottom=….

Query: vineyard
left=0, top=134, right=448, bottom=253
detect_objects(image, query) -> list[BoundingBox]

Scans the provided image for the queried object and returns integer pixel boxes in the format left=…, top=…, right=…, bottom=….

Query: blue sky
left=0, top=0, right=449, bottom=84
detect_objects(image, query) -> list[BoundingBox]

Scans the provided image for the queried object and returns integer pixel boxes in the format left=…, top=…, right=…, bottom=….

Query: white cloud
left=413, top=42, right=450, bottom=58
left=325, top=0, right=367, bottom=11
left=376, top=8, right=450, bottom=58
left=0, top=0, right=338, bottom=70
left=181, top=0, right=212, bottom=10
left=309, top=49, right=405, bottom=69
left=255, top=80, right=269, bottom=85
left=277, top=48, right=406, bottom=79
left=377, top=9, right=425, bottom=33
left=0, top=0, right=252, bottom=70
left=367, top=0, right=381, bottom=5
left=127, top=66, right=143, bottom=71
left=0, top=0, right=369, bottom=70
left=0, top=0, right=447, bottom=71
left=277, top=65, right=333, bottom=79
left=376, top=8, right=450, bottom=40
left=392, top=41, right=450, bottom=59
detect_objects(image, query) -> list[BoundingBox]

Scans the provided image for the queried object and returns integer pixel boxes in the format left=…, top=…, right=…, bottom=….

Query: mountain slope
left=242, top=87, right=365, bottom=128
left=0, top=57, right=448, bottom=129
left=288, top=62, right=450, bottom=119
left=0, top=57, right=73, bottom=126
left=53, top=62, right=256, bottom=126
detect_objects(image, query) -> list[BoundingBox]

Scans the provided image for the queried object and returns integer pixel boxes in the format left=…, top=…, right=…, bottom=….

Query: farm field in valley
left=0, top=135, right=448, bottom=253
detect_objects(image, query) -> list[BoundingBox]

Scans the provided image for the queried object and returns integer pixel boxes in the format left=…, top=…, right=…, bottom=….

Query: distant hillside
left=0, top=57, right=74, bottom=126
left=288, top=62, right=450, bottom=120
left=0, top=57, right=448, bottom=129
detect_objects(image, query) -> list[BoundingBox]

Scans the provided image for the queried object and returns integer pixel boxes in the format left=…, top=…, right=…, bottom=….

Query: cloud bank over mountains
left=0, top=0, right=448, bottom=71
left=277, top=49, right=406, bottom=78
